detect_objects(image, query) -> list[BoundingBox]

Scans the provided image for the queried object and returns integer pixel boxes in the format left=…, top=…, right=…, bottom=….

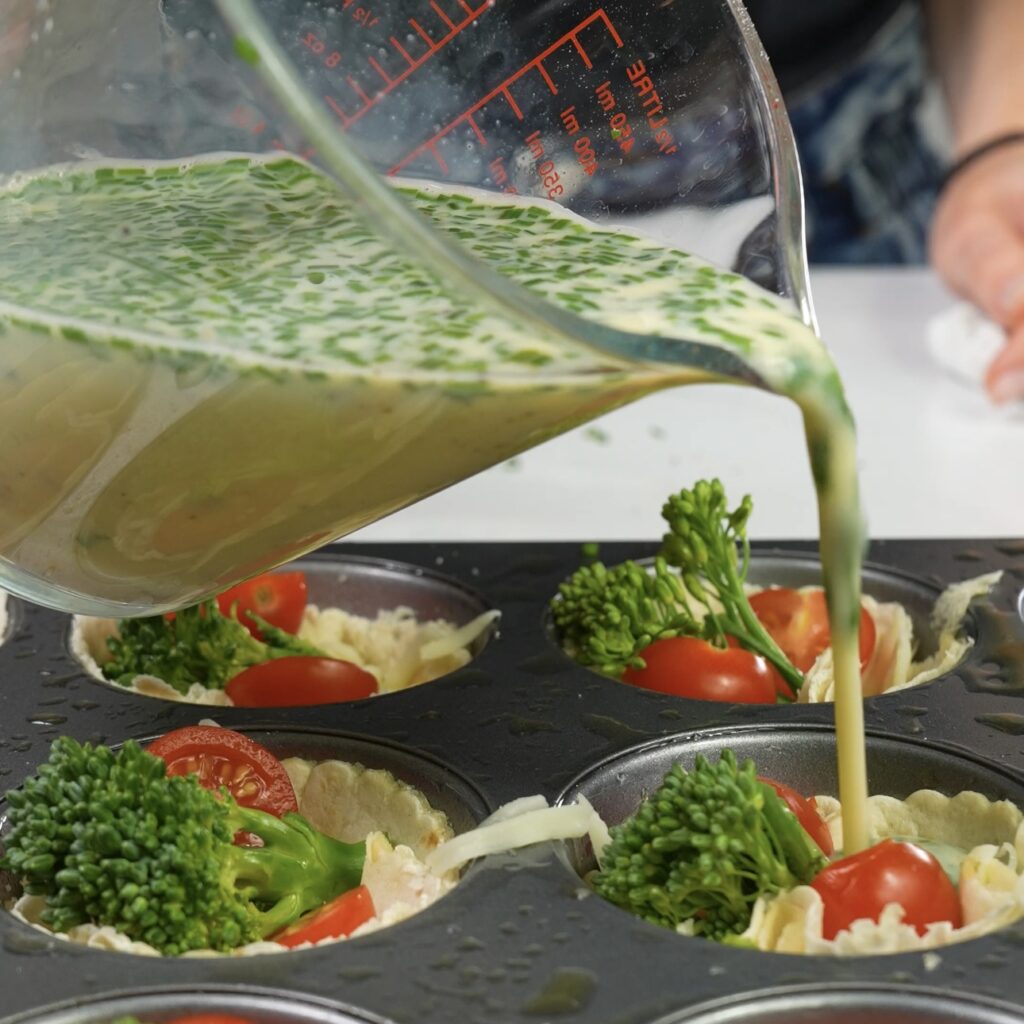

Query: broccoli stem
left=226, top=805, right=365, bottom=937
left=661, top=479, right=804, bottom=693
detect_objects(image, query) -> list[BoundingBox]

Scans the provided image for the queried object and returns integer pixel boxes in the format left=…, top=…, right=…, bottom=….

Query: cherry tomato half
left=217, top=570, right=308, bottom=640
left=273, top=885, right=376, bottom=948
left=163, top=1016, right=259, bottom=1024
left=749, top=587, right=876, bottom=673
left=758, top=777, right=834, bottom=856
left=225, top=656, right=379, bottom=707
left=723, top=636, right=793, bottom=700
left=147, top=725, right=297, bottom=818
left=622, top=636, right=777, bottom=704
left=810, top=839, right=961, bottom=939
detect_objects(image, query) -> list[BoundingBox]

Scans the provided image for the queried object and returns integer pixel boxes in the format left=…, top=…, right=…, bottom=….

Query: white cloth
left=926, top=302, right=1005, bottom=387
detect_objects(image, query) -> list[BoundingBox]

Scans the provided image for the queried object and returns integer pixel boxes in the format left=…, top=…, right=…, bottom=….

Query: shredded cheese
left=299, top=604, right=498, bottom=693
left=795, top=572, right=1000, bottom=703
left=426, top=795, right=606, bottom=876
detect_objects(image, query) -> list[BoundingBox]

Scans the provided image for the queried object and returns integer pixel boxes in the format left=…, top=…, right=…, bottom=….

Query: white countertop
left=352, top=267, right=1023, bottom=544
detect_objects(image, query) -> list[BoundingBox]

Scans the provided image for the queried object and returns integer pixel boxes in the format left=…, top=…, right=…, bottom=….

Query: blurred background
left=0, top=0, right=1019, bottom=546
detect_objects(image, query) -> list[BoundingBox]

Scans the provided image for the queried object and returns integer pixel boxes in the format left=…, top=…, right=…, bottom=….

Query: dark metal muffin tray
left=2, top=538, right=1024, bottom=1024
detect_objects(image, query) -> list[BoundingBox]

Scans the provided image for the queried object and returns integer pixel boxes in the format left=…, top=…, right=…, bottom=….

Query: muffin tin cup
left=4, top=987, right=391, bottom=1024
left=0, top=728, right=490, bottom=959
left=557, top=724, right=1024, bottom=876
left=0, top=539, right=1023, bottom=1024
left=69, top=554, right=497, bottom=706
left=655, top=984, right=1024, bottom=1024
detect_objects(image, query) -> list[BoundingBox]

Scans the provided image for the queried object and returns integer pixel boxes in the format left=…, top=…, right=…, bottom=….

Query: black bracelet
left=940, top=131, right=1024, bottom=194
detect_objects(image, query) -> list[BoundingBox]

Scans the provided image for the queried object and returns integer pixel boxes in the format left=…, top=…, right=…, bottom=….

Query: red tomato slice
left=758, top=777, right=834, bottom=856
left=810, top=839, right=961, bottom=939
left=273, top=885, right=376, bottom=948
left=164, top=1016, right=258, bottom=1024
left=621, top=636, right=777, bottom=704
left=749, top=587, right=876, bottom=673
left=147, top=725, right=297, bottom=818
left=724, top=636, right=794, bottom=700
left=217, top=570, right=308, bottom=639
left=225, top=656, right=378, bottom=707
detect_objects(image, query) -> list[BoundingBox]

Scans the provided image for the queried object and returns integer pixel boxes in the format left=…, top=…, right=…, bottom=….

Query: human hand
left=0, top=1, right=33, bottom=77
left=929, top=142, right=1024, bottom=404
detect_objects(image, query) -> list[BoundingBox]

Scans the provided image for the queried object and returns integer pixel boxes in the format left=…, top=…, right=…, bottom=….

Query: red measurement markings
left=430, top=1, right=456, bottom=31
left=570, top=33, right=593, bottom=69
left=232, top=105, right=266, bottom=137
left=488, top=156, right=518, bottom=194
left=312, top=0, right=491, bottom=130
left=467, top=115, right=486, bottom=144
left=367, top=55, right=394, bottom=84
left=409, top=19, right=434, bottom=46
left=524, top=130, right=565, bottom=199
left=501, top=86, right=524, bottom=121
left=390, top=35, right=415, bottom=65
left=301, top=32, right=342, bottom=68
left=626, top=59, right=679, bottom=154
left=347, top=78, right=372, bottom=105
left=388, top=9, right=624, bottom=176
left=232, top=105, right=315, bottom=160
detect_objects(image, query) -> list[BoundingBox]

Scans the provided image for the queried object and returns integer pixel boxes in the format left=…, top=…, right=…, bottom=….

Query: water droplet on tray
left=27, top=715, right=66, bottom=727
left=581, top=713, right=648, bottom=744
left=336, top=966, right=381, bottom=981
left=3, top=930, right=58, bottom=955
left=955, top=549, right=985, bottom=562
left=976, top=713, right=1024, bottom=735
left=520, top=968, right=596, bottom=1015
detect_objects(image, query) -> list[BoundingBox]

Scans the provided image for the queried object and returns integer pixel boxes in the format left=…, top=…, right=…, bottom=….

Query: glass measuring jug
left=0, top=0, right=832, bottom=617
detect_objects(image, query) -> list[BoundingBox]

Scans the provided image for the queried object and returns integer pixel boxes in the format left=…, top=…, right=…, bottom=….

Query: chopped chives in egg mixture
left=0, top=152, right=867, bottom=853
left=0, top=153, right=821, bottom=378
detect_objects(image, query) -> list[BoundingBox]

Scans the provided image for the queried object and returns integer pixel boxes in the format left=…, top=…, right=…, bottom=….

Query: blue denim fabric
left=787, top=4, right=945, bottom=264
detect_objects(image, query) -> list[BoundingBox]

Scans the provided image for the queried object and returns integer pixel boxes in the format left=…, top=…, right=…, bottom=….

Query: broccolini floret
left=1, top=737, right=364, bottom=954
left=552, top=557, right=706, bottom=676
left=592, top=750, right=826, bottom=940
left=660, top=479, right=801, bottom=691
left=103, top=600, right=323, bottom=694
left=552, top=478, right=802, bottom=693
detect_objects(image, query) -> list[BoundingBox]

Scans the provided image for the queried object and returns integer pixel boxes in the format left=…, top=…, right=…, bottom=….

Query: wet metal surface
left=1, top=540, right=1024, bottom=1024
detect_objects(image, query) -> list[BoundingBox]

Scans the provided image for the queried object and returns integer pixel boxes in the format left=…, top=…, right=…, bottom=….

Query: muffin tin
left=1, top=538, right=1024, bottom=1024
